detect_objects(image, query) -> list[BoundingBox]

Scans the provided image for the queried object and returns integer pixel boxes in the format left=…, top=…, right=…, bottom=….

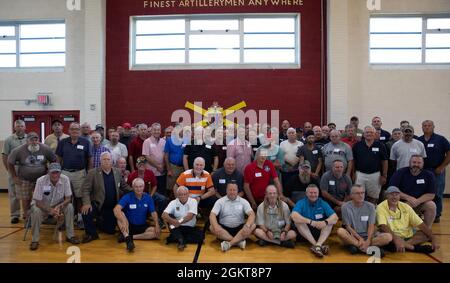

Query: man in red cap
left=120, top=122, right=133, bottom=148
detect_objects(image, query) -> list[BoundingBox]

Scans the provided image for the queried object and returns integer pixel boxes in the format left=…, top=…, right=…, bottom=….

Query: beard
left=28, top=144, right=40, bottom=153
left=299, top=172, right=310, bottom=184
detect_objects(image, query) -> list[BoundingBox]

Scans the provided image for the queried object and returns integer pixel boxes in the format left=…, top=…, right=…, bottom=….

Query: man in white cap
left=29, top=162, right=80, bottom=250
left=376, top=186, right=439, bottom=254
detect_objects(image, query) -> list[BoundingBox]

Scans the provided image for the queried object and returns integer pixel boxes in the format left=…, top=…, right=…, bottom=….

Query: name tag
left=219, top=179, right=226, bottom=184
left=416, top=179, right=425, bottom=184
left=372, top=147, right=379, bottom=152
left=150, top=144, right=156, bottom=148
left=36, top=155, right=44, bottom=161
left=361, top=216, right=369, bottom=221
left=205, top=145, right=211, bottom=149
left=315, top=214, right=323, bottom=220
left=77, top=145, right=84, bottom=150
left=410, top=148, right=418, bottom=153
left=144, top=204, right=148, bottom=207
left=329, top=180, right=335, bottom=185
left=312, top=150, right=318, bottom=154
left=182, top=144, right=186, bottom=148
left=129, top=204, right=137, bottom=209
left=333, top=148, right=340, bottom=153
left=255, top=172, right=262, bottom=177
left=222, top=146, right=227, bottom=150
left=380, top=136, right=386, bottom=141
left=253, top=148, right=258, bottom=151
left=43, top=185, right=51, bottom=193
left=427, top=144, right=434, bottom=148
left=357, top=133, right=362, bottom=137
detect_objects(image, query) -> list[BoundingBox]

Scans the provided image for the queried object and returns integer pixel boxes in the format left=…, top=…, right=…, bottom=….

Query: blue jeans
left=152, top=192, right=168, bottom=217
left=434, top=170, right=446, bottom=218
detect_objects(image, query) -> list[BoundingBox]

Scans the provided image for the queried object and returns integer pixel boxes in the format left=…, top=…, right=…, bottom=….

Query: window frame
left=130, top=13, right=301, bottom=70
left=0, top=19, right=66, bottom=70
left=369, top=13, right=450, bottom=67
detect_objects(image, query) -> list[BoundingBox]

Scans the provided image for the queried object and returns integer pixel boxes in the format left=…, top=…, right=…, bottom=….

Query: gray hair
left=100, top=151, right=111, bottom=159
left=138, top=123, right=148, bottom=130
left=364, top=125, right=376, bottom=133
left=351, top=184, right=365, bottom=194
left=306, top=184, right=319, bottom=193
left=193, top=157, right=205, bottom=164
left=132, top=177, right=145, bottom=187
left=14, top=119, right=25, bottom=126
left=176, top=186, right=189, bottom=195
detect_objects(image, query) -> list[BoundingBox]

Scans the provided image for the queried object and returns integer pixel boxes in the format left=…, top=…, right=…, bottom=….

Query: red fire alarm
left=37, top=95, right=50, bottom=105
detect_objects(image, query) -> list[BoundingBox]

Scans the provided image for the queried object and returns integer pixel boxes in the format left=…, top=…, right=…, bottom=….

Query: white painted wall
left=328, top=0, right=450, bottom=193
left=0, top=0, right=105, bottom=140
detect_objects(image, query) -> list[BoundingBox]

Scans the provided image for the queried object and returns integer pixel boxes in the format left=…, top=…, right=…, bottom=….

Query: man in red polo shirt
left=128, top=124, right=148, bottom=171
left=244, top=149, right=293, bottom=210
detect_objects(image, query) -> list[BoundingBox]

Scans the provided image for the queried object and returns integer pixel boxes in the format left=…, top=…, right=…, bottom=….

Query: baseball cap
left=27, top=132, right=39, bottom=140
left=95, top=124, right=104, bottom=130
left=386, top=186, right=401, bottom=194
left=48, top=162, right=62, bottom=173
left=51, top=119, right=63, bottom=126
left=122, top=122, right=132, bottom=129
left=136, top=156, right=148, bottom=165
left=299, top=160, right=311, bottom=169
left=305, top=130, right=315, bottom=137
left=402, top=125, right=414, bottom=133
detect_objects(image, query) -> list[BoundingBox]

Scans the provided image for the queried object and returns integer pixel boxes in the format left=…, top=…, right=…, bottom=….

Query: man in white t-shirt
left=280, top=127, right=303, bottom=186
left=162, top=186, right=204, bottom=250
left=390, top=125, right=426, bottom=170
left=209, top=181, right=256, bottom=252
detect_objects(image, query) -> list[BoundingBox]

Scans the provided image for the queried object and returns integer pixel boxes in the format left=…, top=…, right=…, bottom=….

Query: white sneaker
left=221, top=241, right=231, bottom=252
left=238, top=240, right=246, bottom=250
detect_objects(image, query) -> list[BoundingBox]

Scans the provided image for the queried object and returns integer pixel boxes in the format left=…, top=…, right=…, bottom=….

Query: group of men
left=1, top=115, right=448, bottom=256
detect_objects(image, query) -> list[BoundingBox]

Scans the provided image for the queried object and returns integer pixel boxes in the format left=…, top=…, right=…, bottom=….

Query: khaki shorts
left=62, top=170, right=86, bottom=198
left=15, top=179, right=35, bottom=200
left=355, top=171, right=381, bottom=199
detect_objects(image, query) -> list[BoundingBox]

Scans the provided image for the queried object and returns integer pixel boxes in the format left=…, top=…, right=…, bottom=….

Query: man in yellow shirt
left=376, top=186, right=439, bottom=253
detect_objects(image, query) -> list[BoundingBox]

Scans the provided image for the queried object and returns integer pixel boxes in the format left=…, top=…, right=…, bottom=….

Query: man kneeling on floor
left=376, top=186, right=439, bottom=254
left=29, top=163, right=80, bottom=250
left=337, top=184, right=392, bottom=255
left=209, top=181, right=256, bottom=252
left=162, top=186, right=204, bottom=251
left=254, top=185, right=296, bottom=248
left=113, top=178, right=161, bottom=252
left=291, top=184, right=338, bottom=258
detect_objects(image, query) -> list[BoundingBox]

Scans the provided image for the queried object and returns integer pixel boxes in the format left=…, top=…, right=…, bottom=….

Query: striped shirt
left=91, top=145, right=111, bottom=168
left=176, top=169, right=214, bottom=198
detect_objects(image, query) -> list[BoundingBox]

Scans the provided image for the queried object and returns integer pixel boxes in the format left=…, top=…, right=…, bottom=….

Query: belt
left=62, top=169, right=82, bottom=172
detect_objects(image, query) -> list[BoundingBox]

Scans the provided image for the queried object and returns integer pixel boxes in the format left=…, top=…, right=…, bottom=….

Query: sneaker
left=221, top=241, right=231, bottom=252
left=434, top=217, right=440, bottom=224
left=238, top=240, right=246, bottom=250
left=30, top=242, right=39, bottom=251
left=321, top=244, right=330, bottom=255
left=118, top=234, right=125, bottom=243
left=280, top=240, right=295, bottom=249
left=346, top=245, right=359, bottom=255
left=257, top=239, right=268, bottom=247
left=310, top=245, right=324, bottom=258
left=11, top=217, right=19, bottom=224
left=125, top=236, right=135, bottom=252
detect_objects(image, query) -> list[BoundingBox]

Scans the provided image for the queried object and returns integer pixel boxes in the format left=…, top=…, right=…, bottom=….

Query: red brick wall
left=106, top=0, right=326, bottom=129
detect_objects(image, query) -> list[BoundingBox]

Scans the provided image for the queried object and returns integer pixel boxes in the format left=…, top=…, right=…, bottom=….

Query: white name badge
left=77, top=145, right=84, bottom=150
left=410, top=148, right=418, bottom=153
left=427, top=144, right=435, bottom=148
left=329, top=180, right=336, bottom=185
left=205, top=145, right=211, bottom=149
left=43, top=185, right=52, bottom=193
left=361, top=216, right=369, bottom=222
left=333, top=148, right=340, bottom=153
left=357, top=133, right=363, bottom=137
left=253, top=148, right=258, bottom=151
left=36, top=155, right=44, bottom=161
left=312, top=150, right=318, bottom=154
left=315, top=214, right=323, bottom=220
left=219, top=179, right=226, bottom=184
left=380, top=136, right=386, bottom=141
left=182, top=144, right=187, bottom=148
left=144, top=204, right=148, bottom=207
left=222, top=146, right=227, bottom=150
left=372, top=147, right=379, bottom=152
left=129, top=204, right=137, bottom=209
left=416, top=179, right=425, bottom=184
left=255, top=172, right=262, bottom=177
left=150, top=144, right=156, bottom=148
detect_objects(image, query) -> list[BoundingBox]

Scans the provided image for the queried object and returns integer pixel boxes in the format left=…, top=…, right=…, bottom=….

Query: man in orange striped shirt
left=174, top=157, right=217, bottom=211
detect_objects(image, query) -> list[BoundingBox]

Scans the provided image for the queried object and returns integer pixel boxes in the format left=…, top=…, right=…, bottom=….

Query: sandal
left=310, top=245, right=324, bottom=258
left=321, top=244, right=330, bottom=255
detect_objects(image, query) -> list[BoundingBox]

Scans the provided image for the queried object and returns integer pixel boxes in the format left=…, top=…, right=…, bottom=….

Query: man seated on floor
left=376, top=186, right=439, bottom=254
left=81, top=152, right=131, bottom=243
left=29, top=163, right=80, bottom=250
left=254, top=185, right=296, bottom=248
left=337, top=184, right=392, bottom=255
left=162, top=186, right=204, bottom=251
left=209, top=181, right=256, bottom=252
left=291, top=184, right=338, bottom=258
left=284, top=160, right=320, bottom=203
left=113, top=178, right=161, bottom=252
left=320, top=160, right=352, bottom=217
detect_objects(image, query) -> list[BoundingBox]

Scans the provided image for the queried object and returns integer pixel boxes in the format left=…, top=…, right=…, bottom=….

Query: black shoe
left=257, top=239, right=268, bottom=247
left=125, top=236, right=135, bottom=252
left=414, top=244, right=434, bottom=254
left=11, top=217, right=19, bottom=224
left=158, top=219, right=166, bottom=230
left=118, top=234, right=125, bottom=243
left=434, top=217, right=440, bottom=224
left=346, top=245, right=359, bottom=255
left=379, top=248, right=386, bottom=258
left=280, top=240, right=295, bottom=249
left=30, top=242, right=39, bottom=250
left=66, top=237, right=81, bottom=245
left=81, top=234, right=99, bottom=243
left=177, top=241, right=186, bottom=251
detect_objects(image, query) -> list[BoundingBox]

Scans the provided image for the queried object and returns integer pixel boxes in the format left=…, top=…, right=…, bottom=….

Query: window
left=0, top=21, right=65, bottom=68
left=369, top=15, right=450, bottom=64
left=131, top=14, right=300, bottom=69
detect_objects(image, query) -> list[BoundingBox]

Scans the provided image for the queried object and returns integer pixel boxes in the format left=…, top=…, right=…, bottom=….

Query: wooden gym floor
left=0, top=193, right=448, bottom=263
